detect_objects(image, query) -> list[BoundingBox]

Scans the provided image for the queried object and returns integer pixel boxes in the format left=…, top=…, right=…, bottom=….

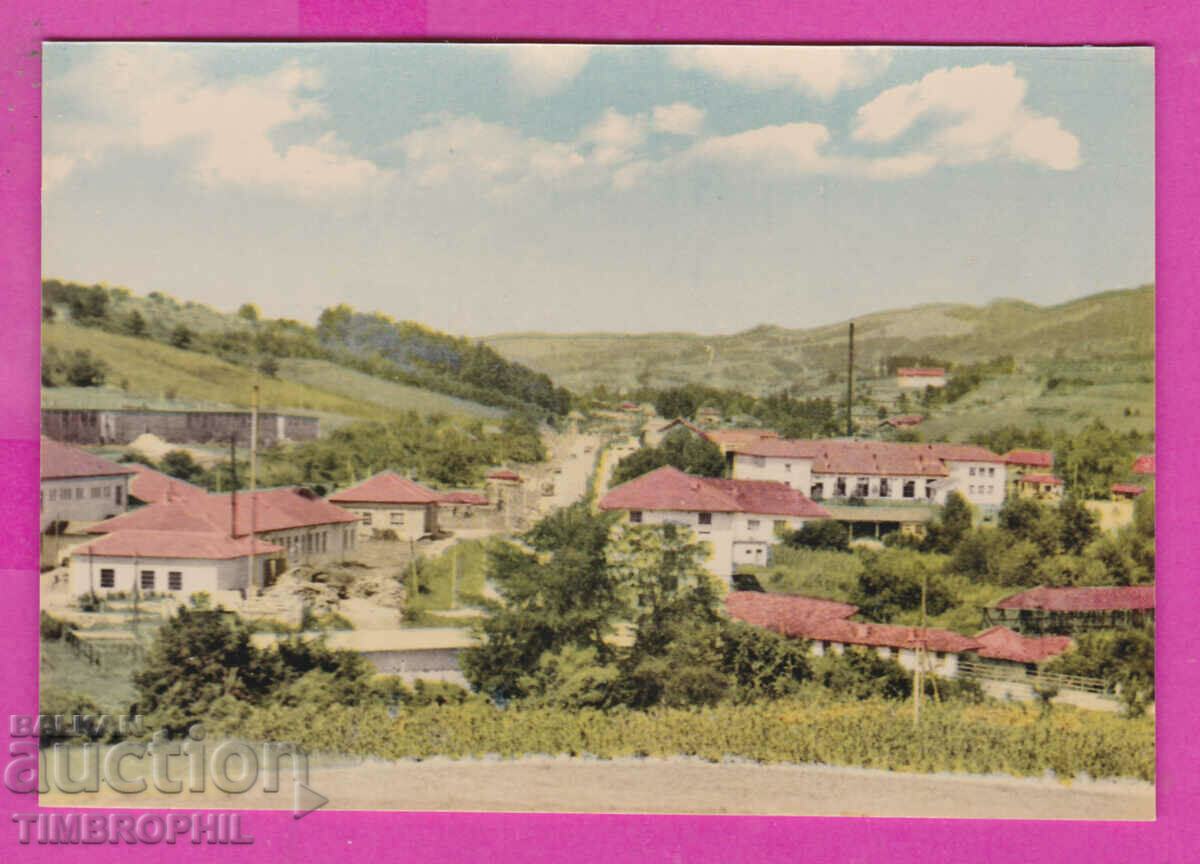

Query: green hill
left=483, top=285, right=1155, bottom=395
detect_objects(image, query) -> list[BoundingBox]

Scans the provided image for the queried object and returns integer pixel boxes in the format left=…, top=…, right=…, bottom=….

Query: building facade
left=40, top=438, right=136, bottom=534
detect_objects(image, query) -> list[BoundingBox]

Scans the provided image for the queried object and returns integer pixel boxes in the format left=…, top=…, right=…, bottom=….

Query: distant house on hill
left=1131, top=455, right=1156, bottom=476
left=1003, top=449, right=1055, bottom=495
left=728, top=438, right=1006, bottom=508
left=896, top=368, right=947, bottom=389
left=983, top=585, right=1155, bottom=635
left=599, top=465, right=830, bottom=580
left=696, top=406, right=722, bottom=428
left=1016, top=473, right=1064, bottom=501
left=645, top=418, right=707, bottom=447
left=880, top=415, right=925, bottom=428
left=328, top=472, right=442, bottom=541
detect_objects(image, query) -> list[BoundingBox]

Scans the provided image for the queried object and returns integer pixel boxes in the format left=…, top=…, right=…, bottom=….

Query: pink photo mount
left=1, top=1, right=1192, bottom=860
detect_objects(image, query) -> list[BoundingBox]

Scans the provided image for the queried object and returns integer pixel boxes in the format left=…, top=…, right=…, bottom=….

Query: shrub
left=65, top=350, right=108, bottom=387
left=786, top=520, right=850, bottom=552
left=40, top=610, right=68, bottom=640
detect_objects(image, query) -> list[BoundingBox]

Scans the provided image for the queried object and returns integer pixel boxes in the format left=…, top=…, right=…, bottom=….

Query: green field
left=42, top=321, right=503, bottom=427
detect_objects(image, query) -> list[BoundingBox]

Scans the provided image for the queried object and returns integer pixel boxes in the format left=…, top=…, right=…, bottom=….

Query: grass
left=407, top=539, right=495, bottom=612
left=43, top=321, right=501, bottom=427
left=39, top=637, right=142, bottom=715
left=740, top=546, right=865, bottom=600
left=277, top=357, right=505, bottom=422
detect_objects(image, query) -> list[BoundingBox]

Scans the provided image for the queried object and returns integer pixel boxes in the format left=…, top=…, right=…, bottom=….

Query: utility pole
left=914, top=569, right=927, bottom=729
left=229, top=434, right=238, bottom=538
left=846, top=322, right=855, bottom=438
left=451, top=544, right=459, bottom=610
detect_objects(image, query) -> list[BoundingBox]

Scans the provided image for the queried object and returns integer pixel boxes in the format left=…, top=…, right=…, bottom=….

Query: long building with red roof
left=599, top=466, right=830, bottom=580
left=329, top=471, right=442, bottom=541
left=896, top=368, right=947, bottom=388
left=728, top=438, right=1006, bottom=509
left=984, top=585, right=1155, bottom=634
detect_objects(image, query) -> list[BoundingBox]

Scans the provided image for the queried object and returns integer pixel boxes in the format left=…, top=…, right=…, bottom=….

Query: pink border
left=2, top=1, right=1193, bottom=859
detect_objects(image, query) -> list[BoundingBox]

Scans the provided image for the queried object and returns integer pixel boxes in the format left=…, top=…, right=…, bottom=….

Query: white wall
left=941, top=461, right=1006, bottom=507
left=898, top=374, right=946, bottom=388
left=630, top=509, right=731, bottom=579
left=730, top=454, right=813, bottom=492
left=40, top=475, right=130, bottom=532
left=69, top=554, right=250, bottom=597
left=344, top=503, right=434, bottom=541
left=266, top=522, right=358, bottom=564
left=808, top=641, right=961, bottom=678
left=810, top=473, right=938, bottom=502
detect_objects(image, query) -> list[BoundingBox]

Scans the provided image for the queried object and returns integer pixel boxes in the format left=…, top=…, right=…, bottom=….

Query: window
left=115, top=486, right=123, bottom=504
left=390, top=512, right=406, bottom=526
left=988, top=467, right=995, bottom=477
left=48, top=489, right=57, bottom=501
left=168, top=572, right=183, bottom=591
left=100, top=569, right=115, bottom=588
left=926, top=484, right=936, bottom=500
left=784, top=463, right=791, bottom=472
left=747, top=519, right=760, bottom=531
left=854, top=479, right=869, bottom=497
left=903, top=481, right=915, bottom=499
left=969, top=467, right=976, bottom=477
left=90, top=486, right=102, bottom=498
left=879, top=478, right=890, bottom=497
left=969, top=485, right=975, bottom=495
left=629, top=511, right=642, bottom=524
left=935, top=651, right=945, bottom=660
left=810, top=483, right=824, bottom=499
left=75, top=487, right=84, bottom=499
left=697, top=512, right=712, bottom=530
left=140, top=570, right=155, bottom=591
left=834, top=478, right=846, bottom=496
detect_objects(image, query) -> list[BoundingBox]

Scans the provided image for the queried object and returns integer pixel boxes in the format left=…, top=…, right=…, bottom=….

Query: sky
left=41, top=43, right=1154, bottom=337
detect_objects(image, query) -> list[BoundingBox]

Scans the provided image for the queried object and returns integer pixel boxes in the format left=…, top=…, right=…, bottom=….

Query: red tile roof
left=1018, top=474, right=1063, bottom=486
left=1111, top=483, right=1146, bottom=496
left=488, top=469, right=522, bottom=482
left=704, top=429, right=780, bottom=450
left=1132, top=456, right=1156, bottom=475
left=896, top=368, right=945, bottom=377
left=657, top=418, right=706, bottom=436
left=724, top=591, right=858, bottom=635
left=1003, top=449, right=1054, bottom=468
left=439, top=491, right=491, bottom=506
left=599, top=466, right=830, bottom=518
left=881, top=415, right=925, bottom=427
left=127, top=463, right=208, bottom=505
left=328, top=472, right=441, bottom=505
left=41, top=438, right=138, bottom=480
left=731, top=439, right=1004, bottom=473
left=76, top=530, right=283, bottom=560
left=973, top=627, right=1072, bottom=663
left=994, top=585, right=1155, bottom=612
left=90, top=488, right=358, bottom=536
left=804, top=618, right=980, bottom=654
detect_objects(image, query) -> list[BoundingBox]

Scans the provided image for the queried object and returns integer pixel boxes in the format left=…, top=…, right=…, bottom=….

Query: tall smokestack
left=846, top=322, right=855, bottom=437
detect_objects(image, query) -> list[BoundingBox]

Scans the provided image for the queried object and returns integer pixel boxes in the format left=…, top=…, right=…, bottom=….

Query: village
left=38, top=353, right=1156, bottom=718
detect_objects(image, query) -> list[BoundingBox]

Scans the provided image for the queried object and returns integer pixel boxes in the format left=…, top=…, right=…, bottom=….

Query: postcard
left=31, top=42, right=1154, bottom=825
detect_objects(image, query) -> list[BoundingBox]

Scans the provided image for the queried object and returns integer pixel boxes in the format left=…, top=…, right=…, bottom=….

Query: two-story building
left=728, top=439, right=1006, bottom=509
left=598, top=465, right=830, bottom=581
left=40, top=438, right=136, bottom=533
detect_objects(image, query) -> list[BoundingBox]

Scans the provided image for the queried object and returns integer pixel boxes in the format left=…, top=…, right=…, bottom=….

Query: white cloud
left=581, top=108, right=649, bottom=165
left=651, top=102, right=706, bottom=136
left=42, top=155, right=75, bottom=193
left=852, top=63, right=1081, bottom=171
left=44, top=46, right=384, bottom=198
left=500, top=44, right=593, bottom=96
left=668, top=46, right=892, bottom=100
left=686, top=122, right=834, bottom=173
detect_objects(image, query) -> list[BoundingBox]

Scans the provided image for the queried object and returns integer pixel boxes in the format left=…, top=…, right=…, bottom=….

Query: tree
left=259, top=355, right=280, bottom=378
left=42, top=304, right=56, bottom=322
left=126, top=309, right=147, bottom=337
left=170, top=325, right=194, bottom=349
left=853, top=548, right=956, bottom=622
left=65, top=350, right=108, bottom=387
left=610, top=427, right=725, bottom=486
left=161, top=449, right=202, bottom=482
left=1057, top=497, right=1099, bottom=555
left=238, top=303, right=261, bottom=323
left=998, top=497, right=1061, bottom=556
left=922, top=492, right=973, bottom=553
left=654, top=388, right=698, bottom=420
left=786, top=520, right=850, bottom=552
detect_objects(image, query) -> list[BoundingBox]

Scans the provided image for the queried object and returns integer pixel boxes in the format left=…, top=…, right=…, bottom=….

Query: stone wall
left=42, top=409, right=320, bottom=447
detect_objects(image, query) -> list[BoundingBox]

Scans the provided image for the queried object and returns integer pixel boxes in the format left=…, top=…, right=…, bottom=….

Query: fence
left=957, top=659, right=1112, bottom=695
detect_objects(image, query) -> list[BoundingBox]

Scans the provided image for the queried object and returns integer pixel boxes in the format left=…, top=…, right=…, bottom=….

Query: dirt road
left=41, top=755, right=1154, bottom=820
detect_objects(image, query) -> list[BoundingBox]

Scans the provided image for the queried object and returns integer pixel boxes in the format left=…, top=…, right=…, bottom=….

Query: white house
left=88, top=487, right=360, bottom=574
left=70, top=530, right=285, bottom=598
left=40, top=438, right=136, bottom=532
left=598, top=465, right=830, bottom=581
left=328, top=472, right=442, bottom=541
left=896, top=367, right=947, bottom=388
left=729, top=439, right=1006, bottom=509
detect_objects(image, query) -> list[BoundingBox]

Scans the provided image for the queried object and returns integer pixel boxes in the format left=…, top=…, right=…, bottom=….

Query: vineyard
left=235, top=695, right=1155, bottom=782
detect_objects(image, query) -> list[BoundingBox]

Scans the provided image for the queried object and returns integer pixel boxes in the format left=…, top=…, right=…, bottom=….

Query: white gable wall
left=69, top=554, right=253, bottom=597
